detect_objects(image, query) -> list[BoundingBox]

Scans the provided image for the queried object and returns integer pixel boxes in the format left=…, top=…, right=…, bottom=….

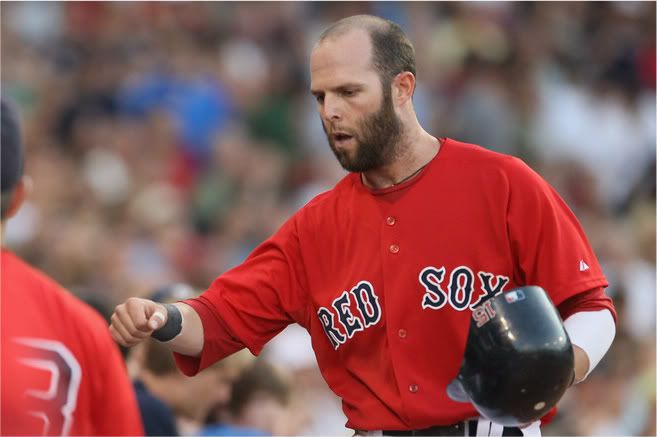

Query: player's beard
left=323, top=84, right=403, bottom=173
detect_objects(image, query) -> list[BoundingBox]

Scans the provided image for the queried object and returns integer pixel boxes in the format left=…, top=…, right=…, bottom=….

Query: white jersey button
left=409, top=384, right=418, bottom=393
left=386, top=216, right=396, bottom=226
left=389, top=244, right=399, bottom=254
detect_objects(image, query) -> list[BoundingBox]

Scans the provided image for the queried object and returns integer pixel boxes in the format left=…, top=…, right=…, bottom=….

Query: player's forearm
left=165, top=303, right=204, bottom=357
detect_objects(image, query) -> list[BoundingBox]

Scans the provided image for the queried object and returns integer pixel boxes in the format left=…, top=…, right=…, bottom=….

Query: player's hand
left=110, top=297, right=167, bottom=347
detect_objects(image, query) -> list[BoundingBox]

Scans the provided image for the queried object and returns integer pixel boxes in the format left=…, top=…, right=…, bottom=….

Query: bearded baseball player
left=111, top=15, right=617, bottom=437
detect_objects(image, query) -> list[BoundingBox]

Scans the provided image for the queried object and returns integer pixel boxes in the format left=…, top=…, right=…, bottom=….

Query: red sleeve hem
left=548, top=277, right=609, bottom=307
left=556, top=286, right=617, bottom=322
left=173, top=296, right=245, bottom=376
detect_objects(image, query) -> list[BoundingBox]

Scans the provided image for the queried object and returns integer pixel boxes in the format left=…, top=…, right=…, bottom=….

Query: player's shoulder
left=279, top=173, right=360, bottom=235
left=443, top=138, right=520, bottom=166
left=444, top=139, right=557, bottom=204
left=1, top=250, right=109, bottom=331
left=2, top=250, right=65, bottom=300
left=443, top=138, right=538, bottom=178
left=296, top=173, right=357, bottom=213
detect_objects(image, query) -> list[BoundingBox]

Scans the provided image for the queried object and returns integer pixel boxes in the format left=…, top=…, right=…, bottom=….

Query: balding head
left=317, top=14, right=416, bottom=87
left=318, top=14, right=390, bottom=42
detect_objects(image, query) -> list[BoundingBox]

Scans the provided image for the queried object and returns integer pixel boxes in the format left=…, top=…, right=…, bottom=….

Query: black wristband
left=151, top=304, right=183, bottom=342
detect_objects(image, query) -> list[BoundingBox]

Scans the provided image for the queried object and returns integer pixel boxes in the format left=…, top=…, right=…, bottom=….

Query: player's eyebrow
left=310, top=83, right=365, bottom=96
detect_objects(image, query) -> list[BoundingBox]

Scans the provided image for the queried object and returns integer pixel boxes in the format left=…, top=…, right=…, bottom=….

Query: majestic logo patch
left=579, top=260, right=589, bottom=272
left=317, top=281, right=382, bottom=350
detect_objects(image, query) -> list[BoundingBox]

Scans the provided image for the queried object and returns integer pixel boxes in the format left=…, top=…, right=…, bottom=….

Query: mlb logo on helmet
left=504, top=289, right=526, bottom=304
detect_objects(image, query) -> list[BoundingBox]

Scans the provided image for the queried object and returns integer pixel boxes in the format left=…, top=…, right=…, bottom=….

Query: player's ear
left=4, top=176, right=31, bottom=219
left=392, top=71, right=415, bottom=106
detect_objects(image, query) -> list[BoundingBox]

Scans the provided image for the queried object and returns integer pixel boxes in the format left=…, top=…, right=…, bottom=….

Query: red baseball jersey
left=1, top=250, right=144, bottom=436
left=175, top=138, right=614, bottom=430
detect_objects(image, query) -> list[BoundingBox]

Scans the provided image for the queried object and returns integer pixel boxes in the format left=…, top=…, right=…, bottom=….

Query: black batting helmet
left=447, top=285, right=574, bottom=426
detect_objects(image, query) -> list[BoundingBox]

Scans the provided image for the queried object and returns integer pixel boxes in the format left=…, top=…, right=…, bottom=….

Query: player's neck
left=361, top=129, right=440, bottom=190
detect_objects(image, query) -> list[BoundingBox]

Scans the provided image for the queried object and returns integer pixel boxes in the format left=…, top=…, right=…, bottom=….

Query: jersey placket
left=379, top=210, right=419, bottom=424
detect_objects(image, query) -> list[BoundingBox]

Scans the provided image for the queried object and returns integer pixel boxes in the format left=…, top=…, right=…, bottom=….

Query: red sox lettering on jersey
left=318, top=269, right=509, bottom=349
left=317, top=281, right=382, bottom=349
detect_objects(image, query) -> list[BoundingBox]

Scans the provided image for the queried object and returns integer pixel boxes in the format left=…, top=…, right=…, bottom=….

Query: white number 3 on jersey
left=14, top=338, right=82, bottom=436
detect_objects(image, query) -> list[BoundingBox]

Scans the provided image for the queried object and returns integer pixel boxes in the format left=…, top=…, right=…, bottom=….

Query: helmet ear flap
left=446, top=286, right=574, bottom=426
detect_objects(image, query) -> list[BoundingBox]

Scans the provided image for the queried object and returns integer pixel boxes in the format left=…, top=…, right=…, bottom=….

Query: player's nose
left=322, top=94, right=343, bottom=122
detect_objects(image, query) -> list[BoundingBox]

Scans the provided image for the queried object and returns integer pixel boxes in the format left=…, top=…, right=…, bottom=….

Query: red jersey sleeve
left=175, top=214, right=309, bottom=375
left=505, top=158, right=608, bottom=305
left=174, top=297, right=246, bottom=376
left=557, top=286, right=617, bottom=322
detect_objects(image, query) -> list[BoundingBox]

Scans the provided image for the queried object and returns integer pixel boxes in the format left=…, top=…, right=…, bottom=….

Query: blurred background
left=1, top=1, right=655, bottom=436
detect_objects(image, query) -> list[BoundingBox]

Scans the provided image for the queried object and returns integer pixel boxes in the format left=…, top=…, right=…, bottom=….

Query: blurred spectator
left=134, top=336, right=249, bottom=436
left=262, top=324, right=350, bottom=436
left=199, top=360, right=292, bottom=436
left=1, top=2, right=654, bottom=435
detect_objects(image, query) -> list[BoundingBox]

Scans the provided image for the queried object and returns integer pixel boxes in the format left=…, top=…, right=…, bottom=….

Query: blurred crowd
left=1, top=2, right=655, bottom=436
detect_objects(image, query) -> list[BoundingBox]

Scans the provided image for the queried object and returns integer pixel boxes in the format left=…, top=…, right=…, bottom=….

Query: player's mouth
left=332, top=132, right=355, bottom=148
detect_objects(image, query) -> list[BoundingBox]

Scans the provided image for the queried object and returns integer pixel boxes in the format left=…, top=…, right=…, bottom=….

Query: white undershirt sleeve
left=563, top=309, right=616, bottom=381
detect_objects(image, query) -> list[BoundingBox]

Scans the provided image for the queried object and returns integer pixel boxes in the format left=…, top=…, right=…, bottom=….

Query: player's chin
left=338, top=155, right=359, bottom=172
left=329, top=145, right=347, bottom=163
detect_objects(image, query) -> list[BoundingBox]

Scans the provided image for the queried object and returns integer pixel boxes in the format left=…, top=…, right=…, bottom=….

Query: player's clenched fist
left=110, top=297, right=167, bottom=347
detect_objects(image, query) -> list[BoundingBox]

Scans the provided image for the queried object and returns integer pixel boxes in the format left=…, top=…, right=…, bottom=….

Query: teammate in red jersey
left=1, top=99, right=145, bottom=436
left=110, top=15, right=617, bottom=436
